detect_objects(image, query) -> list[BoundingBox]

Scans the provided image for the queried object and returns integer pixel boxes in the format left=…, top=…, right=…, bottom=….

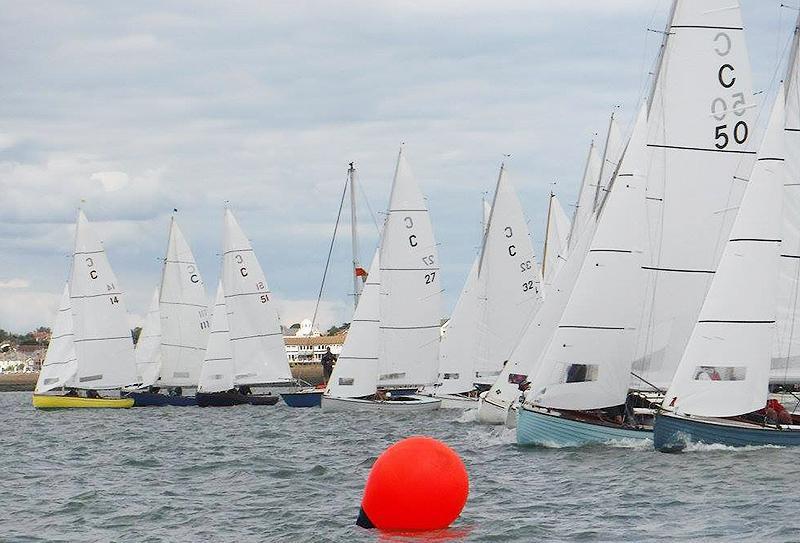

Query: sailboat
left=127, top=217, right=210, bottom=406
left=431, top=164, right=543, bottom=408
left=222, top=208, right=290, bottom=403
left=321, top=148, right=442, bottom=412
left=33, top=211, right=137, bottom=409
left=33, top=285, right=78, bottom=396
left=283, top=163, right=366, bottom=408
left=593, top=111, right=624, bottom=211
left=772, top=13, right=800, bottom=404
left=517, top=104, right=653, bottom=446
left=196, top=282, right=250, bottom=406
left=654, top=88, right=800, bottom=451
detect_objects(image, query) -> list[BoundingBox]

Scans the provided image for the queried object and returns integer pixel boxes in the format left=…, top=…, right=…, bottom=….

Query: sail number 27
left=711, top=32, right=748, bottom=150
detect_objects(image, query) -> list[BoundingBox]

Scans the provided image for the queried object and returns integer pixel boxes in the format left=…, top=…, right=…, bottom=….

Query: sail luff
left=35, top=284, right=78, bottom=393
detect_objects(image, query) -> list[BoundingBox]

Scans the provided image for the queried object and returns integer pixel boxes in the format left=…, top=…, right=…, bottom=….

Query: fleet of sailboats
left=27, top=0, right=800, bottom=452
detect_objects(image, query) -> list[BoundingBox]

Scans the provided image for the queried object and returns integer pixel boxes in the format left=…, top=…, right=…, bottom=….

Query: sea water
left=1, top=392, right=798, bottom=542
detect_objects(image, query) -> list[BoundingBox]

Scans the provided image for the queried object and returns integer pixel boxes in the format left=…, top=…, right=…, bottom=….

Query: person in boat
left=169, top=386, right=183, bottom=397
left=148, top=386, right=160, bottom=394
left=239, top=385, right=252, bottom=395
left=86, top=389, right=100, bottom=399
left=64, top=388, right=78, bottom=397
left=321, top=348, right=336, bottom=382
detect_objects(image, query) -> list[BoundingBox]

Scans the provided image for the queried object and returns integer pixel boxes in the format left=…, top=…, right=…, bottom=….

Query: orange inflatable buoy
left=356, top=436, right=469, bottom=531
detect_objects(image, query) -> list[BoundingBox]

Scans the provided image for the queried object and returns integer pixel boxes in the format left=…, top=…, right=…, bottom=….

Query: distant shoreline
left=0, top=363, right=326, bottom=392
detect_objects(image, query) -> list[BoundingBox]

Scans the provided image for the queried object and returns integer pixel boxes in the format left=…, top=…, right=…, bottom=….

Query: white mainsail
left=326, top=250, right=381, bottom=398
left=135, top=289, right=162, bottom=387
left=774, top=18, right=800, bottom=384
left=198, top=282, right=235, bottom=393
left=157, top=217, right=210, bottom=387
left=222, top=209, right=293, bottom=385
left=594, top=112, right=624, bottom=210
left=478, top=194, right=600, bottom=421
left=378, top=149, right=442, bottom=389
left=568, top=141, right=602, bottom=248
left=664, top=90, right=784, bottom=417
left=35, top=284, right=77, bottom=393
left=542, top=193, right=571, bottom=286
left=530, top=105, right=649, bottom=410
left=474, top=165, right=543, bottom=385
left=70, top=210, right=137, bottom=389
left=632, top=0, right=757, bottom=390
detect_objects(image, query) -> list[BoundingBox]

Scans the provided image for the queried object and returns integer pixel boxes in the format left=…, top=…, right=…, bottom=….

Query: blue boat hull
left=281, top=390, right=323, bottom=408
left=654, top=413, right=800, bottom=452
left=129, top=392, right=197, bottom=407
left=517, top=407, right=652, bottom=447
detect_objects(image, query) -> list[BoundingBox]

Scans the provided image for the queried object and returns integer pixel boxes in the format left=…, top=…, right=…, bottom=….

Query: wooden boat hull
left=654, top=412, right=800, bottom=452
left=281, top=389, right=323, bottom=408
left=128, top=392, right=197, bottom=407
left=517, top=406, right=652, bottom=447
left=196, top=391, right=250, bottom=407
left=321, top=394, right=441, bottom=413
left=32, top=394, right=134, bottom=410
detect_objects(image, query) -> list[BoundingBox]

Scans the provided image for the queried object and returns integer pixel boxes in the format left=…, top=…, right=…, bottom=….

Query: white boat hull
left=504, top=404, right=518, bottom=429
left=321, top=394, right=441, bottom=413
left=476, top=395, right=509, bottom=425
left=430, top=393, right=479, bottom=409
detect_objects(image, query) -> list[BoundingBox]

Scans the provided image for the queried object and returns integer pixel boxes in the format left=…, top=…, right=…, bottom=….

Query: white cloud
left=0, top=279, right=30, bottom=289
left=91, top=170, right=130, bottom=192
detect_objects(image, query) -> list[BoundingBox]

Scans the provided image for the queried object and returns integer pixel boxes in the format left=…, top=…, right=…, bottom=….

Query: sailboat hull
left=517, top=406, right=652, bottom=447
left=476, top=395, right=510, bottom=425
left=433, top=393, right=479, bottom=410
left=281, top=389, right=324, bottom=407
left=654, top=412, right=800, bottom=452
left=321, top=394, right=441, bottom=413
left=32, top=394, right=134, bottom=410
left=128, top=392, right=197, bottom=407
left=245, top=394, right=280, bottom=406
left=196, top=391, right=250, bottom=407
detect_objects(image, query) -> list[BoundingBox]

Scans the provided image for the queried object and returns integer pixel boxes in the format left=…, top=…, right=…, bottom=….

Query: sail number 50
left=712, top=32, right=748, bottom=150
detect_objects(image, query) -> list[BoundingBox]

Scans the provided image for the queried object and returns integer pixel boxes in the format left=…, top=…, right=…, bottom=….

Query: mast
left=593, top=110, right=616, bottom=210
left=567, top=139, right=595, bottom=248
left=541, top=191, right=554, bottom=281
left=349, top=162, right=363, bottom=309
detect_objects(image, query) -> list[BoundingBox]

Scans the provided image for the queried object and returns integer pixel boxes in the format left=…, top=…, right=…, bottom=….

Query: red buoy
left=356, top=436, right=469, bottom=531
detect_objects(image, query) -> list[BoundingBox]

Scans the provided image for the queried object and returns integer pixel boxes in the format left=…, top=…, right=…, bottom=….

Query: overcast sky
left=0, top=1, right=796, bottom=333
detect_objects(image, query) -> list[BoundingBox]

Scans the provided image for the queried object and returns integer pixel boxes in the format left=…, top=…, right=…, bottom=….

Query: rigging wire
left=310, top=176, right=349, bottom=334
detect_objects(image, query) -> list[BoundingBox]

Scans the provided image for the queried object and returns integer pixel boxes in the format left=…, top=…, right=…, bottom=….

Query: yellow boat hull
left=32, top=394, right=134, bottom=409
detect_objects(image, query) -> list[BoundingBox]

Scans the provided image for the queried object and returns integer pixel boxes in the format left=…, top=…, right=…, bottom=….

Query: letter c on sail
left=240, top=267, right=248, bottom=277
left=409, top=235, right=418, bottom=247
left=508, top=245, right=516, bottom=257
left=190, top=274, right=199, bottom=283
left=89, top=270, right=98, bottom=280
left=718, top=64, right=735, bottom=88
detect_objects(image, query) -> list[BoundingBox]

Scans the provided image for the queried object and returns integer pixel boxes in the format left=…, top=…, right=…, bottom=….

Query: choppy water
left=1, top=392, right=799, bottom=542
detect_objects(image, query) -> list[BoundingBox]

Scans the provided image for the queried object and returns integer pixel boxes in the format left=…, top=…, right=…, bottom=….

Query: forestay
left=135, top=289, right=162, bottom=388
left=222, top=209, right=293, bottom=385
left=632, top=0, right=757, bottom=390
left=326, top=250, right=381, bottom=398
left=70, top=211, right=137, bottom=390
left=530, top=105, right=649, bottom=411
left=774, top=19, right=800, bottom=384
left=35, top=284, right=77, bottom=393
left=158, top=218, right=210, bottom=387
left=378, top=149, right=443, bottom=388
left=198, top=282, right=235, bottom=393
left=474, top=166, right=543, bottom=385
left=664, top=92, right=784, bottom=417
